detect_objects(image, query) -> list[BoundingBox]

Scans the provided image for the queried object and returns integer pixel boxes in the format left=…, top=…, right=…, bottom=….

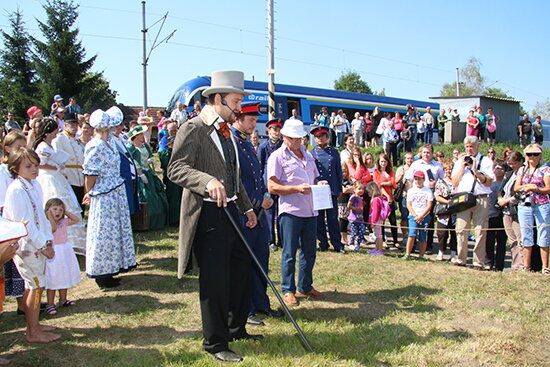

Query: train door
left=287, top=97, right=301, bottom=119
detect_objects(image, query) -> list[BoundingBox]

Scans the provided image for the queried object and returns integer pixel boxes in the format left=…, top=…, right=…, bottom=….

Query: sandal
left=45, top=304, right=58, bottom=315
left=60, top=299, right=76, bottom=307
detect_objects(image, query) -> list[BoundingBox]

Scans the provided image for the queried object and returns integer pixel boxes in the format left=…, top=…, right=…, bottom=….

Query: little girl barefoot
left=44, top=198, right=81, bottom=315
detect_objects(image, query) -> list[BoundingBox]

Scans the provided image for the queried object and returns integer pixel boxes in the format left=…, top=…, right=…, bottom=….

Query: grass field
left=1, top=226, right=549, bottom=367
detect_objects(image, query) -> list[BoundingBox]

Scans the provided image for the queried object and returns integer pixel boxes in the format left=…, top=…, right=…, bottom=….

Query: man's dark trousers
left=195, top=201, right=251, bottom=353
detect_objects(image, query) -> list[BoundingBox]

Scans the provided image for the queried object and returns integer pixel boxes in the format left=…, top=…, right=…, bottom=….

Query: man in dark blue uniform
left=310, top=126, right=347, bottom=254
left=231, top=102, right=283, bottom=326
left=258, top=118, right=283, bottom=252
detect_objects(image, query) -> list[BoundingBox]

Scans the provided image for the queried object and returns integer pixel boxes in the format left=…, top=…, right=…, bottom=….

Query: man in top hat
left=168, top=70, right=258, bottom=363
left=267, top=119, right=327, bottom=307
left=258, top=118, right=283, bottom=251
left=310, top=126, right=346, bottom=254
left=230, top=101, right=283, bottom=326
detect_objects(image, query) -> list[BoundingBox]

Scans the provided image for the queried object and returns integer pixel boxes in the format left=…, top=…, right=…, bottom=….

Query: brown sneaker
left=296, top=289, right=325, bottom=299
left=283, top=293, right=299, bottom=306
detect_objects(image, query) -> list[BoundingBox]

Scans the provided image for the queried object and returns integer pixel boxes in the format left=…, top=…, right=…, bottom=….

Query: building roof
left=118, top=105, right=167, bottom=123
left=430, top=95, right=523, bottom=103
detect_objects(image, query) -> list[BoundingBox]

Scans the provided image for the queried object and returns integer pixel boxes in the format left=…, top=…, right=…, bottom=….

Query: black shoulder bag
left=446, top=156, right=484, bottom=215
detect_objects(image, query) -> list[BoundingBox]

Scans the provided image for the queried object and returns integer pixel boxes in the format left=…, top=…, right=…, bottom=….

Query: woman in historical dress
left=33, top=118, right=86, bottom=254
left=83, top=110, right=136, bottom=288
left=127, top=126, right=168, bottom=230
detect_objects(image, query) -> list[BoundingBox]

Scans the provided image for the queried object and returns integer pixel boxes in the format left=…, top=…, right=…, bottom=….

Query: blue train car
left=168, top=76, right=439, bottom=136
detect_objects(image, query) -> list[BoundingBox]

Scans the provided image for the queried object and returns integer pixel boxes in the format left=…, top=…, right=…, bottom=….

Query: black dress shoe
left=213, top=350, right=243, bottom=362
left=269, top=243, right=278, bottom=252
left=231, top=333, right=264, bottom=342
left=335, top=248, right=348, bottom=254
left=257, top=308, right=284, bottom=318
left=317, top=247, right=328, bottom=252
left=246, top=315, right=265, bottom=326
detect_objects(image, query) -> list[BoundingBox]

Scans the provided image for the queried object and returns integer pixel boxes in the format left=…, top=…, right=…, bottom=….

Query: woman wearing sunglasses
left=514, top=144, right=550, bottom=274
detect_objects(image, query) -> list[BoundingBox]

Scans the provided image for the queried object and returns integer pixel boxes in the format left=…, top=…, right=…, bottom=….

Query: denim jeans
left=410, top=125, right=418, bottom=149
left=518, top=202, right=550, bottom=248
left=279, top=213, right=317, bottom=295
left=408, top=215, right=431, bottom=242
left=425, top=126, right=434, bottom=144
left=336, top=132, right=345, bottom=147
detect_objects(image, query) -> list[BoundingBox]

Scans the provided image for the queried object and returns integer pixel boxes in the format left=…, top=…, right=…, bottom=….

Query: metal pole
left=142, top=0, right=148, bottom=112
left=455, top=67, right=460, bottom=97
left=223, top=207, right=315, bottom=353
left=267, top=0, right=275, bottom=120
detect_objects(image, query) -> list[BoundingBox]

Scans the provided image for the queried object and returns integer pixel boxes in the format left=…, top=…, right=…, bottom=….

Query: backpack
left=377, top=196, right=391, bottom=221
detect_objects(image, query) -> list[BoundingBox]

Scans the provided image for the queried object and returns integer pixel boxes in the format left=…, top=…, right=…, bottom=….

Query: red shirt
left=373, top=169, right=396, bottom=201
left=347, top=162, right=372, bottom=185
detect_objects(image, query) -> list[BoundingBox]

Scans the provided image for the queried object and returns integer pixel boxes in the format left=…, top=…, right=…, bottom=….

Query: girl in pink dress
left=44, top=198, right=81, bottom=315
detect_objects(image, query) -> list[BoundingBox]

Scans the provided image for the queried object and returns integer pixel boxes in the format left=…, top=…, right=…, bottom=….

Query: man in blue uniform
left=231, top=102, right=283, bottom=326
left=310, top=126, right=347, bottom=254
left=258, top=118, right=283, bottom=251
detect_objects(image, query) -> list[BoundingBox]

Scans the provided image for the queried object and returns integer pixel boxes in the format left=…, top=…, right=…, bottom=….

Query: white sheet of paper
left=0, top=217, right=27, bottom=243
left=311, top=184, right=333, bottom=211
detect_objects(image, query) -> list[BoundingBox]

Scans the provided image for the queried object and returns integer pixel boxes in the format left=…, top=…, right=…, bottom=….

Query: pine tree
left=33, top=0, right=116, bottom=113
left=0, top=9, right=38, bottom=124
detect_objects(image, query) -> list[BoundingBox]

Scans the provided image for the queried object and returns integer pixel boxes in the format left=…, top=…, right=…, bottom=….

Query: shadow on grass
left=1, top=325, right=204, bottom=367
left=65, top=294, right=185, bottom=315
left=243, top=322, right=471, bottom=365
left=290, top=285, right=442, bottom=323
left=137, top=256, right=179, bottom=273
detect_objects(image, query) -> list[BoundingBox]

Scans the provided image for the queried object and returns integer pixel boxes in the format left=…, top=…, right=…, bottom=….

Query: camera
left=515, top=192, right=534, bottom=206
left=464, top=156, right=473, bottom=165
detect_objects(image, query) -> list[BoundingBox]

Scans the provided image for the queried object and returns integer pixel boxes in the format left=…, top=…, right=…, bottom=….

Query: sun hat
left=413, top=170, right=425, bottom=178
left=280, top=119, right=307, bottom=138
left=128, top=125, right=148, bottom=140
left=524, top=144, right=543, bottom=155
left=26, top=106, right=42, bottom=119
left=89, top=109, right=110, bottom=129
left=105, top=106, right=124, bottom=127
left=202, top=70, right=251, bottom=97
left=53, top=94, right=63, bottom=101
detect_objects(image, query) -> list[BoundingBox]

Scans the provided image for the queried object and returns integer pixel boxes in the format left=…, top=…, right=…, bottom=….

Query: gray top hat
left=202, top=70, right=251, bottom=97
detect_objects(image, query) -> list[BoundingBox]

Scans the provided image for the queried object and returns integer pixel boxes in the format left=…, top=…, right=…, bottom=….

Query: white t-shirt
left=334, top=116, right=349, bottom=133
left=405, top=159, right=445, bottom=188
left=407, top=186, right=434, bottom=214
left=351, top=118, right=363, bottom=132
left=451, top=153, right=495, bottom=195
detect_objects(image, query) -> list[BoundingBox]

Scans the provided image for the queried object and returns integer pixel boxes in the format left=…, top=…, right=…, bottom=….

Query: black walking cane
left=222, top=206, right=315, bottom=353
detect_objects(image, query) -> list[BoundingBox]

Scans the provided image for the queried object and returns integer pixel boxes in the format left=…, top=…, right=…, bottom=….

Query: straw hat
left=128, top=125, right=148, bottom=140
left=524, top=144, right=543, bottom=154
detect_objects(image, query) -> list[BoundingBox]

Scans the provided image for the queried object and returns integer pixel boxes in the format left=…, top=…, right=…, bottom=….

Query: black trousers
left=382, top=201, right=398, bottom=244
left=485, top=215, right=507, bottom=270
left=71, top=185, right=85, bottom=212
left=194, top=201, right=251, bottom=353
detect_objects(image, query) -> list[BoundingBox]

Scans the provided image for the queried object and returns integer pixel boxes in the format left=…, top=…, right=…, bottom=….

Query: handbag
left=394, top=181, right=405, bottom=203
left=434, top=202, right=450, bottom=216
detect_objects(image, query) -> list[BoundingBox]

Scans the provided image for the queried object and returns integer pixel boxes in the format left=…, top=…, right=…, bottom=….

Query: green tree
left=532, top=98, right=550, bottom=120
left=0, top=9, right=38, bottom=123
left=334, top=71, right=374, bottom=94
left=440, top=57, right=485, bottom=97
left=33, top=0, right=116, bottom=113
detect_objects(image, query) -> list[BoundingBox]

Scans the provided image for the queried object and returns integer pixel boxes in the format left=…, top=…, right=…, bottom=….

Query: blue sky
left=1, top=0, right=548, bottom=112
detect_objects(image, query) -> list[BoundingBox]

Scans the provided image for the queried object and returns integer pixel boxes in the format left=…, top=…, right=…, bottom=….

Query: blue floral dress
left=83, top=137, right=136, bottom=278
